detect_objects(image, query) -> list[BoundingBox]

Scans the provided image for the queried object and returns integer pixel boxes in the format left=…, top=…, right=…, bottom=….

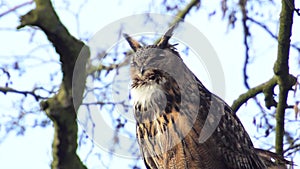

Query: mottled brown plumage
left=124, top=26, right=288, bottom=169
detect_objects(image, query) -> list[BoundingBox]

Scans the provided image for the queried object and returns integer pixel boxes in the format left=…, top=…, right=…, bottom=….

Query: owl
left=123, top=25, right=286, bottom=169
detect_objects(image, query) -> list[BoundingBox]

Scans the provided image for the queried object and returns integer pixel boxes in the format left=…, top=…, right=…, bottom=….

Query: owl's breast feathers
left=132, top=69, right=269, bottom=169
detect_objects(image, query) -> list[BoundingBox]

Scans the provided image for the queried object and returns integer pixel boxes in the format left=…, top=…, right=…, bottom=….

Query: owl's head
left=124, top=25, right=182, bottom=88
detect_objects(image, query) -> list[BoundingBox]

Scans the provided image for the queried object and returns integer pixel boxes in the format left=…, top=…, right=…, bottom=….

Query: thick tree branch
left=233, top=1, right=297, bottom=157
left=274, top=0, right=296, bottom=156
left=231, top=77, right=277, bottom=112
left=18, top=0, right=88, bottom=169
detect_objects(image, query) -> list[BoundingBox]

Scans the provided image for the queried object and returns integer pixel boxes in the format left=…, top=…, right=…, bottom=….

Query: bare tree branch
left=173, top=0, right=200, bottom=23
left=0, top=1, right=34, bottom=18
left=0, top=86, right=49, bottom=100
left=248, top=17, right=300, bottom=52
left=239, top=0, right=251, bottom=90
left=231, top=77, right=278, bottom=112
left=17, top=0, right=89, bottom=168
left=274, top=0, right=297, bottom=156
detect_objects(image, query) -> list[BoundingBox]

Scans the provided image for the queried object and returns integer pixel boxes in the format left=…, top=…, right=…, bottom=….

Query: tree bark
left=18, top=0, right=89, bottom=168
left=274, top=0, right=295, bottom=156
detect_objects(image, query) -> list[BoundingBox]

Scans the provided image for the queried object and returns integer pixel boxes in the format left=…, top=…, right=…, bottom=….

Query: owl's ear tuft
left=123, top=33, right=142, bottom=52
left=157, top=23, right=178, bottom=49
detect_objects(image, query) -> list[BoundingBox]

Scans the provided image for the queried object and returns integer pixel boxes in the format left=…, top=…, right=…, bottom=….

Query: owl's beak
left=140, top=66, right=145, bottom=75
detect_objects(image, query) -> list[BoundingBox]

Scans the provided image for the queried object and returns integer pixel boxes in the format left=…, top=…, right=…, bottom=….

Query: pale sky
left=0, top=0, right=299, bottom=169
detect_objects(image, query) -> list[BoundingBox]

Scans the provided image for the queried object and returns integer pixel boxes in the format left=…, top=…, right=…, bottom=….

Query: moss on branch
left=232, top=1, right=297, bottom=159
left=231, top=77, right=277, bottom=112
left=232, top=0, right=297, bottom=158
left=274, top=0, right=296, bottom=156
left=18, top=0, right=89, bottom=169
left=173, top=0, right=200, bottom=24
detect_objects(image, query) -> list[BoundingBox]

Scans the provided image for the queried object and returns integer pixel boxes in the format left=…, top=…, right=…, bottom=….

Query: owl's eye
left=148, top=74, right=156, bottom=80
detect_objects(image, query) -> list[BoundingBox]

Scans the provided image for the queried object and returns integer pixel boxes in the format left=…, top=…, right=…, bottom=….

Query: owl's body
left=124, top=26, right=284, bottom=169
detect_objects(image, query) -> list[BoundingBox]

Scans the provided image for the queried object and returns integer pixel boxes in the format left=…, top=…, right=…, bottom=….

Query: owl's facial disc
left=130, top=64, right=166, bottom=88
left=130, top=48, right=166, bottom=85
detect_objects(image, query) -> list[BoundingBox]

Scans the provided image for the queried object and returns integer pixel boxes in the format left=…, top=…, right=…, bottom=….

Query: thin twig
left=239, top=0, right=251, bottom=89
left=0, top=1, right=34, bottom=17
left=172, top=0, right=200, bottom=25
left=248, top=17, right=300, bottom=52
left=0, top=86, right=48, bottom=100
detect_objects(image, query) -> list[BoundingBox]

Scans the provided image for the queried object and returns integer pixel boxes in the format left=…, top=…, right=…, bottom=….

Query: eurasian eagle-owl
left=123, top=25, right=274, bottom=169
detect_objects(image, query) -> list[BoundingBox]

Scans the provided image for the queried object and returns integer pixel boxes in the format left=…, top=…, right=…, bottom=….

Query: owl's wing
left=219, top=105, right=266, bottom=169
left=179, top=67, right=267, bottom=169
left=207, top=94, right=267, bottom=169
